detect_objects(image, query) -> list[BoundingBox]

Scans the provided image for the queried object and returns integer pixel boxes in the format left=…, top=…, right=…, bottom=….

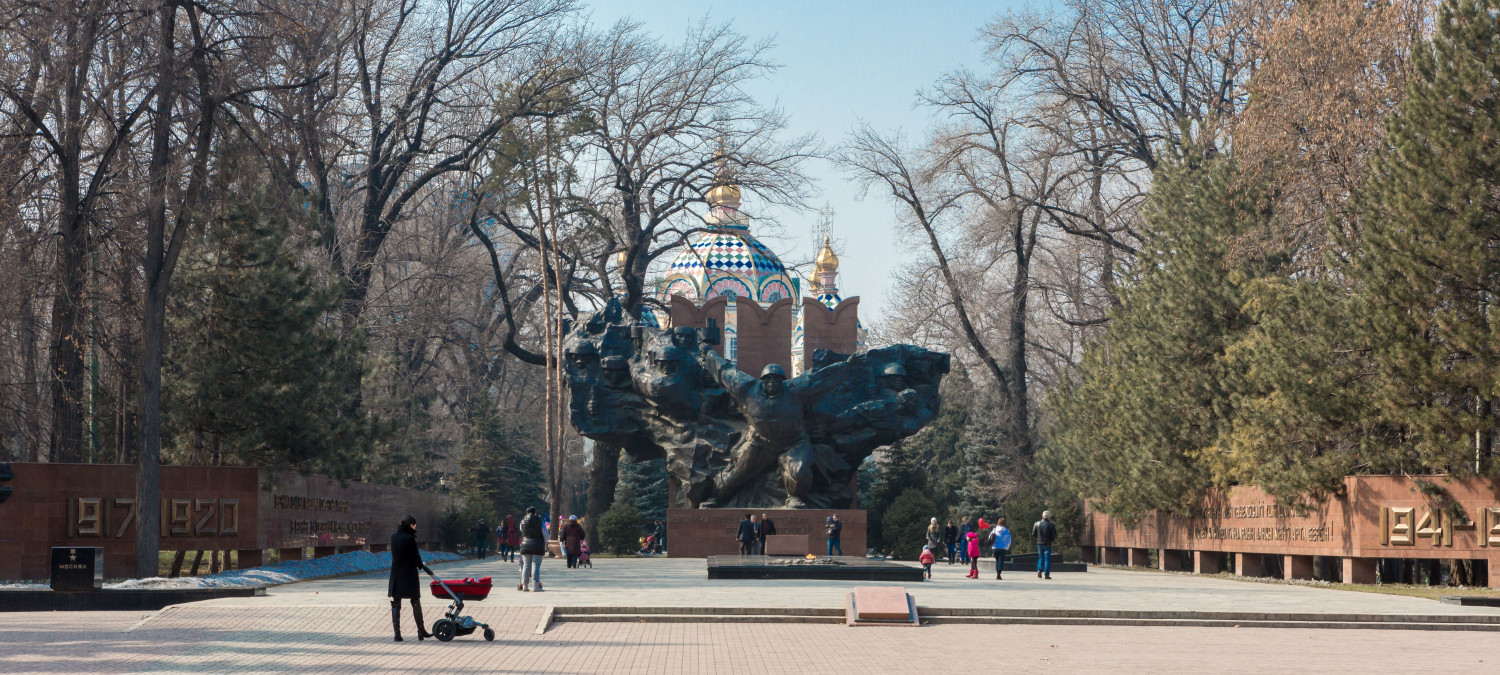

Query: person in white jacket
left=990, top=517, right=1012, bottom=580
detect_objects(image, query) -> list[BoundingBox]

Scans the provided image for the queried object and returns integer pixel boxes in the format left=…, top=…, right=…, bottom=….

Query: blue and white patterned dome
left=657, top=182, right=798, bottom=306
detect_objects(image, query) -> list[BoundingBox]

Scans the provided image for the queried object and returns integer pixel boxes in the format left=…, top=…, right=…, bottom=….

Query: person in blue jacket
left=989, top=517, right=1012, bottom=580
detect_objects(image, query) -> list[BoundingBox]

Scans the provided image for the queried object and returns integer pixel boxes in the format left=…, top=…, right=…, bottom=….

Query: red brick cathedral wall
left=733, top=298, right=793, bottom=377
left=801, top=297, right=860, bottom=371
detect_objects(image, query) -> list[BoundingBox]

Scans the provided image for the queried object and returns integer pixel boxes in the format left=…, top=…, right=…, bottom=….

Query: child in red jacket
left=965, top=531, right=981, bottom=578
left=919, top=545, right=935, bottom=579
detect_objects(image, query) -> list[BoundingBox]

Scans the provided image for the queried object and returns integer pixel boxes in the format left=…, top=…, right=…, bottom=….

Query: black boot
left=391, top=604, right=403, bottom=642
left=412, top=600, right=432, bottom=640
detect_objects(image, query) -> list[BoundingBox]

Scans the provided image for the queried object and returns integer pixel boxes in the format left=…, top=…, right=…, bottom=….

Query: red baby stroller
left=426, top=573, right=495, bottom=642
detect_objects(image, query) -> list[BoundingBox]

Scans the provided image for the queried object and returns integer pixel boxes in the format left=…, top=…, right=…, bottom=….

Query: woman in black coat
left=389, top=515, right=434, bottom=641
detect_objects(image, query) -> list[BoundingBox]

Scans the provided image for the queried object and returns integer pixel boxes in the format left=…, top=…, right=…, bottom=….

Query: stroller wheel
left=483, top=627, right=495, bottom=641
left=433, top=619, right=457, bottom=642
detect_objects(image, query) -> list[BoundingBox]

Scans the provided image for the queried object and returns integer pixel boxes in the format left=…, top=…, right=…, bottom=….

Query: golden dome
left=707, top=183, right=741, bottom=206
left=814, top=236, right=838, bottom=272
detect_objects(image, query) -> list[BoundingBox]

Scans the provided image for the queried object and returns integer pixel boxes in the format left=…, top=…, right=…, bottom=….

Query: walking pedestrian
left=736, top=514, right=756, bottom=555
left=965, top=531, right=981, bottom=578
left=562, top=515, right=586, bottom=568
left=990, top=517, right=1012, bottom=580
left=943, top=520, right=958, bottom=564
left=652, top=520, right=666, bottom=554
left=919, top=545, right=935, bottom=579
left=518, top=507, right=546, bottom=592
left=1033, top=510, right=1057, bottom=579
left=499, top=515, right=518, bottom=562
left=759, top=512, right=776, bottom=553
left=826, top=514, right=843, bottom=556
left=388, top=515, right=433, bottom=642
left=925, top=518, right=944, bottom=558
left=958, top=517, right=973, bottom=564
left=471, top=518, right=489, bottom=560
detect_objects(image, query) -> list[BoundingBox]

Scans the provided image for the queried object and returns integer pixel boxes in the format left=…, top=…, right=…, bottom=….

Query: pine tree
left=165, top=185, right=362, bottom=477
left=1349, top=0, right=1500, bottom=475
left=1043, top=147, right=1283, bottom=523
left=616, top=453, right=667, bottom=525
left=456, top=403, right=547, bottom=521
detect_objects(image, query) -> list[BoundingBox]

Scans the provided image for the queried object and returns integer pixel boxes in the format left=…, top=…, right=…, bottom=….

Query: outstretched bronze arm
left=698, top=344, right=756, bottom=402
left=794, top=352, right=866, bottom=397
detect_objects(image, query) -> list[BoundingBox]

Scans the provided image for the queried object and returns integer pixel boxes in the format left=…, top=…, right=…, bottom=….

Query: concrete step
left=551, top=606, right=843, bottom=617
left=919, top=616, right=1500, bottom=631
left=546, top=604, right=1500, bottom=631
left=554, top=613, right=845, bottom=624
left=915, top=607, right=1500, bottom=625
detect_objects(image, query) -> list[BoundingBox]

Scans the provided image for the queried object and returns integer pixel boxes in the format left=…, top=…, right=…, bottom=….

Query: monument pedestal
left=667, top=508, right=865, bottom=558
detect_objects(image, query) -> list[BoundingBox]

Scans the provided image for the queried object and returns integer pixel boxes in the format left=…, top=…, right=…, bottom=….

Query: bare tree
left=0, top=1, right=155, bottom=462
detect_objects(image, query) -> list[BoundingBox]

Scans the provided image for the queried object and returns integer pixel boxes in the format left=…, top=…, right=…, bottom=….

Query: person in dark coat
left=472, top=518, right=489, bottom=559
left=758, top=512, right=776, bottom=553
left=736, top=514, right=756, bottom=555
left=498, top=515, right=518, bottom=562
left=389, top=515, right=433, bottom=641
left=518, top=507, right=546, bottom=592
left=826, top=514, right=843, bottom=556
left=562, top=515, right=587, bottom=568
left=943, top=520, right=959, bottom=564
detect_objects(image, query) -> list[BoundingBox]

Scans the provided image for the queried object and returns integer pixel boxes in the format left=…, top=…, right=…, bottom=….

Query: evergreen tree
left=880, top=488, right=939, bottom=560
left=1348, top=0, right=1500, bottom=475
left=1044, top=147, right=1282, bottom=523
left=165, top=186, right=362, bottom=477
left=456, top=401, right=547, bottom=521
left=616, top=453, right=668, bottom=525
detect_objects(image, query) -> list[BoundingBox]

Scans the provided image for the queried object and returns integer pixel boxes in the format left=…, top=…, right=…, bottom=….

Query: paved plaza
left=6, top=558, right=1500, bottom=673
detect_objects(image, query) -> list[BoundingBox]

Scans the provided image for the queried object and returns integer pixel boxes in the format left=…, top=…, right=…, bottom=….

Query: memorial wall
left=0, top=463, right=451, bottom=579
left=1082, top=475, right=1500, bottom=584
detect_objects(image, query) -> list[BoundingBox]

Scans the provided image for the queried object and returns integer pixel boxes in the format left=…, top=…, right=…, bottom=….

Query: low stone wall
left=667, top=508, right=865, bottom=558
left=1082, top=475, right=1500, bottom=586
left=0, top=463, right=450, bottom=579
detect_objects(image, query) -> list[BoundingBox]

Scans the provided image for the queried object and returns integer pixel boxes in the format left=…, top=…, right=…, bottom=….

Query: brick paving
left=3, top=604, right=1500, bottom=673
left=7, top=558, right=1500, bottom=673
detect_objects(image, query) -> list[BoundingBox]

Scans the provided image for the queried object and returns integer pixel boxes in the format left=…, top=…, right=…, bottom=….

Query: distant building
left=658, top=166, right=860, bottom=376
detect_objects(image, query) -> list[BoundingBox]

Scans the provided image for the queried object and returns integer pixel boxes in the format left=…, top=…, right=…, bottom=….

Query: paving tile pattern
left=3, top=604, right=1500, bottom=674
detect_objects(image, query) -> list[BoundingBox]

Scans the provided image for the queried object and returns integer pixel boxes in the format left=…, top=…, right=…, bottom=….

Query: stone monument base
left=667, top=508, right=865, bottom=558
left=706, top=555, right=921, bottom=581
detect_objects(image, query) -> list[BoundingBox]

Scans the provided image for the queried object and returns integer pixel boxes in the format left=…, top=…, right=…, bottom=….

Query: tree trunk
left=19, top=291, right=41, bottom=462
left=48, top=193, right=87, bottom=463
left=135, top=0, right=175, bottom=580
left=584, top=444, right=620, bottom=546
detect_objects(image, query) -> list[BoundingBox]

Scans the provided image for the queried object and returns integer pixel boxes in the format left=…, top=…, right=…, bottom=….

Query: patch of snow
left=0, top=550, right=464, bottom=590
left=0, top=581, right=48, bottom=589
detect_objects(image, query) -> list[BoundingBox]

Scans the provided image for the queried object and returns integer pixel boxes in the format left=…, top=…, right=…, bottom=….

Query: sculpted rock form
left=563, top=299, right=950, bottom=509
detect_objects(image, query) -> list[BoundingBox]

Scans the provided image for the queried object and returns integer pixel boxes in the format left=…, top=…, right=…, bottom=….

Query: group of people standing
left=733, top=513, right=845, bottom=556
left=734, top=512, right=778, bottom=554
left=921, top=511, right=1057, bottom=581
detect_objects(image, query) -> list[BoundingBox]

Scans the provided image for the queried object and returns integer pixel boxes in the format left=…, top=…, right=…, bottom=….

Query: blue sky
left=585, top=0, right=1025, bottom=323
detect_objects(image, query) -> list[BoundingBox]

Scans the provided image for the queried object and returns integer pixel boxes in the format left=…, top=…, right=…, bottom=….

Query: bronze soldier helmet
left=760, top=364, right=787, bottom=380
left=655, top=346, right=684, bottom=375
left=882, top=363, right=907, bottom=377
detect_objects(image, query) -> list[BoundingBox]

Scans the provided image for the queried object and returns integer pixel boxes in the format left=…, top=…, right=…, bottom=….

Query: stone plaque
left=50, top=547, right=102, bottom=592
left=764, top=534, right=809, bottom=556
left=852, top=586, right=910, bottom=621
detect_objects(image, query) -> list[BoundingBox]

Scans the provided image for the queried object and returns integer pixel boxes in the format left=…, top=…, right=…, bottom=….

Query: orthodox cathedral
left=653, top=171, right=862, bottom=378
